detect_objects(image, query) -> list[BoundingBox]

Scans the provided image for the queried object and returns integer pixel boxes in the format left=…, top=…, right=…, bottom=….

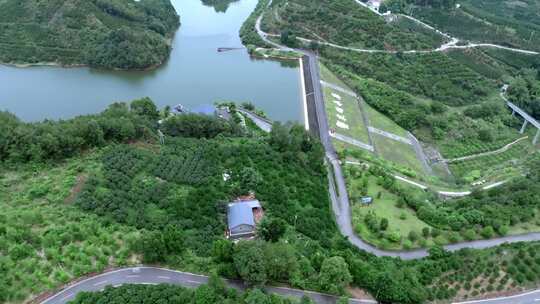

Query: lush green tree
left=131, top=97, right=160, bottom=121
left=244, top=289, right=271, bottom=304
left=318, top=256, right=352, bottom=294
left=137, top=231, right=168, bottom=263
left=380, top=218, right=389, bottom=231
left=212, top=239, right=234, bottom=263
left=162, top=113, right=241, bottom=138
left=233, top=241, right=268, bottom=286
left=258, top=218, right=287, bottom=242
left=264, top=242, right=298, bottom=282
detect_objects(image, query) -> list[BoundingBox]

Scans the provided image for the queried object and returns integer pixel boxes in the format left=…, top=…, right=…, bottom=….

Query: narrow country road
left=452, top=289, right=540, bottom=304
left=40, top=267, right=376, bottom=304
left=237, top=108, right=273, bottom=132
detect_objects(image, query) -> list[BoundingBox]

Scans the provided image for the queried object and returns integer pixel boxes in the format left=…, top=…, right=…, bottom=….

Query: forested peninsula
left=0, top=0, right=180, bottom=70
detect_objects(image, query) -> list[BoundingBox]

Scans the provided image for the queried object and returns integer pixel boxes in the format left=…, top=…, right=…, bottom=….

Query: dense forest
left=0, top=0, right=179, bottom=69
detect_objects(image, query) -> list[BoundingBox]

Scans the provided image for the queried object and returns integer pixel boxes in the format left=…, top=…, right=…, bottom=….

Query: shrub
left=408, top=231, right=419, bottom=243
left=481, top=226, right=495, bottom=239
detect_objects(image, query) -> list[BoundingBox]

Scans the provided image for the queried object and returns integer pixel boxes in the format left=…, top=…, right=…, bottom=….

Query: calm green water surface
left=0, top=0, right=302, bottom=122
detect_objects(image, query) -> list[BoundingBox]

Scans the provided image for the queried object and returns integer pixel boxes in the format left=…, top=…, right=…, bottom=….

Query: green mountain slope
left=0, top=0, right=180, bottom=70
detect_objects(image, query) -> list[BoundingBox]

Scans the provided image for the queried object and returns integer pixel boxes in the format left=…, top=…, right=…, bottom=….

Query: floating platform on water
left=217, top=47, right=244, bottom=52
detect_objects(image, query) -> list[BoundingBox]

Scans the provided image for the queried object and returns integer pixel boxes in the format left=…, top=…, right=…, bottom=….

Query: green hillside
left=392, top=0, right=540, bottom=52
left=0, top=0, right=180, bottom=70
left=261, top=0, right=446, bottom=51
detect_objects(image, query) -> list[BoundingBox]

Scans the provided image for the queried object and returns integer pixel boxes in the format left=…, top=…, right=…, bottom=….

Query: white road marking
left=60, top=294, right=73, bottom=302
left=453, top=289, right=540, bottom=303
left=157, top=276, right=170, bottom=280
left=93, top=280, right=108, bottom=286
left=186, top=280, right=201, bottom=284
left=126, top=275, right=140, bottom=278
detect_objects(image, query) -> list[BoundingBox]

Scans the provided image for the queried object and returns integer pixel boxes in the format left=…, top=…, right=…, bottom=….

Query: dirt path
left=445, top=137, right=529, bottom=163
left=64, top=174, right=87, bottom=204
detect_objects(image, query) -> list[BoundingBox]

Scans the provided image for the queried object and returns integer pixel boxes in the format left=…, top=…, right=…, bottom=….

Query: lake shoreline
left=0, top=60, right=167, bottom=72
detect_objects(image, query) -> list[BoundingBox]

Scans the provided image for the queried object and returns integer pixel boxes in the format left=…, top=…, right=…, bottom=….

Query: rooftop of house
left=227, top=200, right=262, bottom=229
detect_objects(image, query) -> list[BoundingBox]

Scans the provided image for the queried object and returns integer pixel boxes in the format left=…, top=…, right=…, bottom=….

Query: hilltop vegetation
left=385, top=0, right=540, bottom=52
left=0, top=0, right=179, bottom=70
left=261, top=0, right=445, bottom=51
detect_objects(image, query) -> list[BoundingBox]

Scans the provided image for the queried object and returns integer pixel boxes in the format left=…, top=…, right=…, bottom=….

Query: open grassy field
left=319, top=64, right=372, bottom=144
left=323, top=86, right=371, bottom=144
left=0, top=154, right=139, bottom=303
left=363, top=103, right=410, bottom=138
left=371, top=133, right=426, bottom=175
left=320, top=64, right=350, bottom=88
left=349, top=174, right=432, bottom=250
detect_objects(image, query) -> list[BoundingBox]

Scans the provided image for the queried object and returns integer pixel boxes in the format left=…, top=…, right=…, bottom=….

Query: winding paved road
left=452, top=290, right=540, bottom=304
left=40, top=267, right=376, bottom=304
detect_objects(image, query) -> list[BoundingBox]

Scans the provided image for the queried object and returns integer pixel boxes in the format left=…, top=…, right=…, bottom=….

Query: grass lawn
left=323, top=85, right=371, bottom=144
left=371, top=133, right=426, bottom=175
left=347, top=173, right=432, bottom=250
left=363, top=103, right=410, bottom=138
left=320, top=64, right=350, bottom=88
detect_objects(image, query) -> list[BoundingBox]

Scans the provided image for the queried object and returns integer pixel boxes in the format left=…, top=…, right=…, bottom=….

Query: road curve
left=452, top=289, right=540, bottom=304
left=40, top=267, right=376, bottom=304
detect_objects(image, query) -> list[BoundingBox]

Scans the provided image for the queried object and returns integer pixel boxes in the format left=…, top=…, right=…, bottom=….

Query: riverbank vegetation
left=0, top=0, right=179, bottom=70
